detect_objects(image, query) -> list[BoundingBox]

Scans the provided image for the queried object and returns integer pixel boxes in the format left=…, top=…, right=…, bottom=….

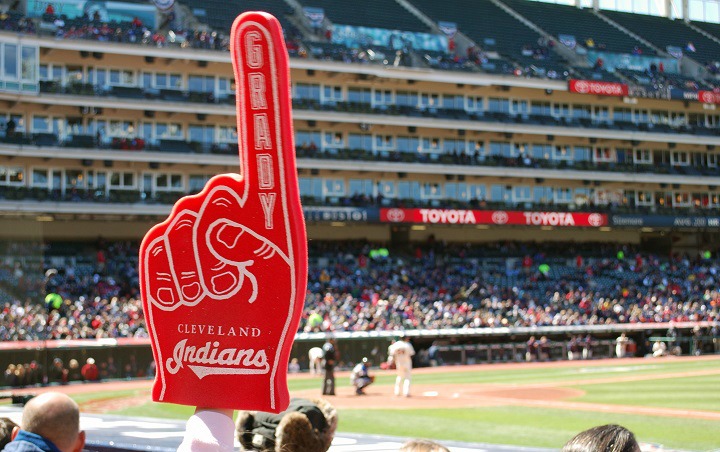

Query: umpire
left=321, top=337, right=338, bottom=396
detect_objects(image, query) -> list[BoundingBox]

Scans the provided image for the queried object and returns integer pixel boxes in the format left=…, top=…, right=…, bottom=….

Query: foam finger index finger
left=230, top=12, right=299, bottom=239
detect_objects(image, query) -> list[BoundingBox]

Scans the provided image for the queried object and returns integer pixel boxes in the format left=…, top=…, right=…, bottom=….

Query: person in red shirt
left=81, top=358, right=99, bottom=381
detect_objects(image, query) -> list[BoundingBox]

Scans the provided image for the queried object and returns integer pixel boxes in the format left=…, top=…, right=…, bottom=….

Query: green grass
left=74, top=357, right=720, bottom=450
left=573, top=374, right=720, bottom=412
left=338, top=406, right=720, bottom=450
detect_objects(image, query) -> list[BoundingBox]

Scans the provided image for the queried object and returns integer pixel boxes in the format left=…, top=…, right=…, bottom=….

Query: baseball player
left=388, top=336, right=415, bottom=397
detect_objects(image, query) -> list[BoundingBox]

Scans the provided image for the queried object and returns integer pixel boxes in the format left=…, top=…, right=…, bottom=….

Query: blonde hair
left=399, top=439, right=450, bottom=452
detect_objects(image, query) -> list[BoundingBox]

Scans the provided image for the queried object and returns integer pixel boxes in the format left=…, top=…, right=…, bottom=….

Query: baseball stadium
left=0, top=0, right=719, bottom=450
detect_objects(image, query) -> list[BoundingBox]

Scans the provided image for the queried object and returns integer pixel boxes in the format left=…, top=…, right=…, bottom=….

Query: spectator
left=0, top=417, right=18, bottom=449
left=399, top=439, right=450, bottom=452
left=5, top=118, right=16, bottom=137
left=44, top=4, right=54, bottom=15
left=562, top=424, right=640, bottom=452
left=5, top=392, right=86, bottom=452
left=81, top=357, right=99, bottom=381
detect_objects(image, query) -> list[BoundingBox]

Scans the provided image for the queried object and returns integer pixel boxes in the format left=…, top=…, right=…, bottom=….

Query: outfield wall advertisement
left=380, top=208, right=607, bottom=227
left=611, top=214, right=720, bottom=228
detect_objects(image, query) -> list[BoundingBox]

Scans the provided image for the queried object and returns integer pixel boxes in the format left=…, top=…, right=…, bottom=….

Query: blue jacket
left=3, top=431, right=63, bottom=452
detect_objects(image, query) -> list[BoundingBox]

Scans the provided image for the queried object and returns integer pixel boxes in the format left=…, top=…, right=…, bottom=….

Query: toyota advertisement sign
left=380, top=208, right=607, bottom=227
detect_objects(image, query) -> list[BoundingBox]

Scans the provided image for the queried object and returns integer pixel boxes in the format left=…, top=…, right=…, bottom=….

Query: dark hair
left=563, top=424, right=640, bottom=452
left=0, top=417, right=19, bottom=449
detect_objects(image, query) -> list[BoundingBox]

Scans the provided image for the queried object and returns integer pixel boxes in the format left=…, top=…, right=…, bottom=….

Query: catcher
left=350, top=357, right=374, bottom=395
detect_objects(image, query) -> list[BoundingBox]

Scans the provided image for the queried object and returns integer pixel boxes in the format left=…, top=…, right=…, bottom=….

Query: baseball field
left=13, top=355, right=720, bottom=451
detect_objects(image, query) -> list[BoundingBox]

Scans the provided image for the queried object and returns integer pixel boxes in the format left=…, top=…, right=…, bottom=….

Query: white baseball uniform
left=388, top=340, right=415, bottom=396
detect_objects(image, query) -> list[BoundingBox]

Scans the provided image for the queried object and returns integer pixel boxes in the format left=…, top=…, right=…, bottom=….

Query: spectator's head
left=399, top=439, right=450, bottom=452
left=17, top=392, right=85, bottom=452
left=562, top=424, right=640, bottom=452
left=0, top=417, right=18, bottom=449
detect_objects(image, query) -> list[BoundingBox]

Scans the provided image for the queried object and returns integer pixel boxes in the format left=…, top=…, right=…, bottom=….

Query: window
left=21, top=46, right=37, bottom=82
left=108, top=121, right=137, bottom=138
left=189, top=125, right=214, bottom=144
left=396, top=91, right=418, bottom=107
left=531, top=101, right=551, bottom=116
left=296, top=130, right=321, bottom=149
left=189, top=75, right=214, bottom=93
left=324, top=179, right=345, bottom=196
left=348, top=134, right=372, bottom=150
left=155, top=173, right=183, bottom=191
left=552, top=103, right=570, bottom=118
left=671, top=151, right=689, bottom=166
left=420, top=137, right=441, bottom=153
left=708, top=154, right=718, bottom=167
left=553, top=145, right=572, bottom=161
left=709, top=193, right=720, bottom=208
left=32, top=115, right=52, bottom=133
left=554, top=187, right=573, bottom=204
left=299, top=177, right=323, bottom=199
left=156, top=122, right=183, bottom=139
left=513, top=186, right=532, bottom=202
left=218, top=126, right=237, bottom=143
left=157, top=73, right=182, bottom=89
left=419, top=93, right=439, bottom=109
left=349, top=179, right=373, bottom=196
left=109, top=69, right=135, bottom=86
left=377, top=181, right=397, bottom=198
left=532, top=144, right=552, bottom=160
left=592, top=106, right=610, bottom=123
left=572, top=104, right=591, bottom=119
left=488, top=98, right=510, bottom=113
left=375, top=135, right=394, bottom=150
left=490, top=184, right=509, bottom=202
left=511, top=100, right=529, bottom=115
left=489, top=141, right=513, bottom=157
left=594, top=147, right=615, bottom=162
left=397, top=181, right=421, bottom=200
left=441, top=94, right=464, bottom=110
left=614, top=108, right=633, bottom=122
left=110, top=172, right=135, bottom=188
left=636, top=191, right=654, bottom=206
left=189, top=174, right=211, bottom=192
left=673, top=192, right=691, bottom=207
left=634, top=109, right=649, bottom=124
left=323, top=85, right=343, bottom=103
left=574, top=146, right=591, bottom=162
left=634, top=149, right=652, bottom=164
left=3, top=43, right=18, bottom=80
left=294, top=83, right=320, bottom=100
left=372, top=89, right=392, bottom=105
left=465, top=96, right=484, bottom=112
left=396, top=136, right=420, bottom=153
left=218, top=77, right=233, bottom=95
left=31, top=168, right=49, bottom=187
left=421, top=183, right=442, bottom=199
left=348, top=87, right=371, bottom=104
left=323, top=132, right=344, bottom=150
left=444, top=139, right=465, bottom=154
left=651, top=110, right=669, bottom=125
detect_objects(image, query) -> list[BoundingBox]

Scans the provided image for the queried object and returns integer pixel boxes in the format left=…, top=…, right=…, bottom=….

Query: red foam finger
left=138, top=11, right=307, bottom=414
left=142, top=235, right=180, bottom=310
left=166, top=210, right=204, bottom=304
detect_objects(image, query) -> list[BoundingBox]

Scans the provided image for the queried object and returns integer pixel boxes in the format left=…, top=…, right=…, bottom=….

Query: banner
left=303, top=7, right=324, bottom=28
left=303, top=206, right=377, bottom=222
left=27, top=0, right=157, bottom=27
left=437, top=21, right=457, bottom=38
left=331, top=24, right=448, bottom=53
left=569, top=79, right=629, bottom=97
left=666, top=45, right=683, bottom=59
left=558, top=34, right=576, bottom=50
left=381, top=208, right=607, bottom=228
left=586, top=50, right=679, bottom=74
left=670, top=88, right=720, bottom=104
left=612, top=214, right=720, bottom=228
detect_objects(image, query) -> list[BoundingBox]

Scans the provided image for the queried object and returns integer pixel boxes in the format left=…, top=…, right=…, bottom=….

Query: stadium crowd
left=0, top=240, right=717, bottom=342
